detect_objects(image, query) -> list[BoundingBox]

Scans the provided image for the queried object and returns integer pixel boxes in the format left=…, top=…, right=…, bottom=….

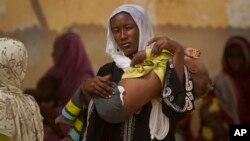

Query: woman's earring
left=117, top=48, right=120, bottom=52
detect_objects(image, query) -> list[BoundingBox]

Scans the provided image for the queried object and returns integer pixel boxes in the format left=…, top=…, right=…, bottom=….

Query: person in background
left=0, top=38, right=44, bottom=141
left=46, top=32, right=95, bottom=106
left=215, top=36, right=250, bottom=124
left=175, top=112, right=194, bottom=141
left=195, top=36, right=250, bottom=141
left=36, top=76, right=65, bottom=141
left=35, top=32, right=95, bottom=141
left=195, top=91, right=229, bottom=141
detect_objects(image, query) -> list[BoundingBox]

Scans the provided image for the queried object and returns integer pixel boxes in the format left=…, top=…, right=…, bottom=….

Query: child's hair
left=36, top=76, right=59, bottom=104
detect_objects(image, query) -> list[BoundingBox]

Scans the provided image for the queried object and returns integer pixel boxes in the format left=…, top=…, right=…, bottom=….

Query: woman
left=80, top=4, right=208, bottom=141
left=214, top=36, right=250, bottom=124
left=36, top=32, right=94, bottom=141
left=45, top=32, right=94, bottom=105
left=0, top=38, right=44, bottom=141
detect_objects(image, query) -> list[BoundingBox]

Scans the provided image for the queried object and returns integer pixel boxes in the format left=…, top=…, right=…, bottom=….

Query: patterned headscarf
left=0, top=38, right=27, bottom=89
left=46, top=32, right=94, bottom=105
left=0, top=38, right=44, bottom=140
left=106, top=4, right=154, bottom=70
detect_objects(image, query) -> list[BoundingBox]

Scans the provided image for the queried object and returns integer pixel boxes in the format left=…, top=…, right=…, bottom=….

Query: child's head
left=36, top=76, right=59, bottom=103
left=184, top=49, right=213, bottom=99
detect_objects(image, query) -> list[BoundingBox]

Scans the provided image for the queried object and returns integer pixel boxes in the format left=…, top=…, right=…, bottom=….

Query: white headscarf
left=106, top=4, right=154, bottom=70
left=0, top=38, right=44, bottom=141
left=106, top=4, right=169, bottom=140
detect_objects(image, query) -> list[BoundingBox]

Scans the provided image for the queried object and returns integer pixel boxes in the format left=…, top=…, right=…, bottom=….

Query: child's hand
left=55, top=115, right=74, bottom=125
left=184, top=48, right=201, bottom=59
left=131, top=51, right=146, bottom=66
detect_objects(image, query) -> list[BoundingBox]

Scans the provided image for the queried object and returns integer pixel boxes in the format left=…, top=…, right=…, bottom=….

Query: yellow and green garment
left=122, top=48, right=173, bottom=85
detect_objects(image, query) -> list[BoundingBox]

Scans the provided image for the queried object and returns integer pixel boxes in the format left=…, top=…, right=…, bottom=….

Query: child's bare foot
left=55, top=115, right=73, bottom=125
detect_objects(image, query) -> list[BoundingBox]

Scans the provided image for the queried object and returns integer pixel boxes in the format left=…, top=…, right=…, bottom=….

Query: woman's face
left=110, top=12, right=139, bottom=59
left=226, top=47, right=245, bottom=72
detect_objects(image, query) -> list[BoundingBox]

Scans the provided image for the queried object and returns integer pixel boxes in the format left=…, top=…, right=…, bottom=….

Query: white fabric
left=105, top=4, right=169, bottom=140
left=118, top=86, right=125, bottom=105
left=0, top=38, right=44, bottom=141
left=106, top=4, right=154, bottom=70
left=149, top=99, right=170, bottom=140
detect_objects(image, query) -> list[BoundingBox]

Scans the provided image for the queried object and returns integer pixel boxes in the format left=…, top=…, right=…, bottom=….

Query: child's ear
left=187, top=63, right=198, bottom=74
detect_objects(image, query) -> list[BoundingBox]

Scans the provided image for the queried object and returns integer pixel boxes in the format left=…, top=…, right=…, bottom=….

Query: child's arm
left=56, top=114, right=85, bottom=141
left=67, top=116, right=85, bottom=141
left=59, top=88, right=84, bottom=123
left=55, top=115, right=73, bottom=125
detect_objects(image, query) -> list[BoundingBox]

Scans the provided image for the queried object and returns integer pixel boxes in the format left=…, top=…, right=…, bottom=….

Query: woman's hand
left=147, top=36, right=184, bottom=56
left=81, top=74, right=114, bottom=100
left=148, top=36, right=185, bottom=85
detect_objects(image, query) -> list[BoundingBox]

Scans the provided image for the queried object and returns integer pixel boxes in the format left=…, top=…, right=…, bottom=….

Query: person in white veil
left=56, top=4, right=212, bottom=141
left=0, top=38, right=44, bottom=141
